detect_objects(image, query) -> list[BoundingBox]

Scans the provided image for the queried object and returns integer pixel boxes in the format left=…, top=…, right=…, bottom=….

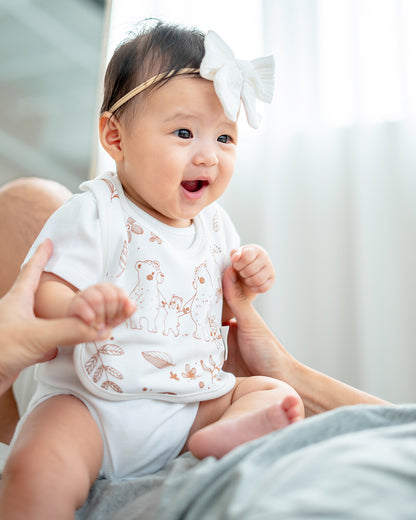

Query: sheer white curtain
left=99, top=0, right=416, bottom=403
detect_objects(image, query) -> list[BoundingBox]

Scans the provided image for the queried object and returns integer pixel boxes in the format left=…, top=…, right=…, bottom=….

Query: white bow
left=200, top=30, right=275, bottom=129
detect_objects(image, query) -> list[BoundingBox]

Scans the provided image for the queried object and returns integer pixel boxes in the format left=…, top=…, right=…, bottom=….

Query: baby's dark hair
left=101, top=19, right=205, bottom=120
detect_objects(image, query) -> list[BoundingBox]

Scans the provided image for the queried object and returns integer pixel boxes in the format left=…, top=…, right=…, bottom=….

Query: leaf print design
left=126, top=216, right=143, bottom=242
left=105, top=366, right=123, bottom=379
left=93, top=365, right=104, bottom=383
left=85, top=354, right=98, bottom=374
left=102, top=381, right=123, bottom=393
left=142, top=350, right=175, bottom=369
left=213, top=211, right=220, bottom=232
left=99, top=344, right=124, bottom=355
left=210, top=244, right=222, bottom=255
left=83, top=342, right=125, bottom=393
left=101, top=178, right=119, bottom=200
left=117, top=240, right=128, bottom=277
left=170, top=371, right=179, bottom=381
left=201, top=355, right=222, bottom=382
left=149, top=232, right=162, bottom=244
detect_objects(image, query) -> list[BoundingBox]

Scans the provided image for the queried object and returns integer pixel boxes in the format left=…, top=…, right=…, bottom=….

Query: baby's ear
left=99, top=112, right=123, bottom=161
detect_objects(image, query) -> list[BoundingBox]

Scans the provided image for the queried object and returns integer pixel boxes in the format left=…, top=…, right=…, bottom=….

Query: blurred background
left=0, top=0, right=106, bottom=191
left=1, top=0, right=415, bottom=403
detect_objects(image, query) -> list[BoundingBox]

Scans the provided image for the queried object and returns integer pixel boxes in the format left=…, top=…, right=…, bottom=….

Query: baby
left=0, top=20, right=304, bottom=518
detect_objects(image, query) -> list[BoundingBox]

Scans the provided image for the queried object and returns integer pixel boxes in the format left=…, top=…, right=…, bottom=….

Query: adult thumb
left=222, top=266, right=253, bottom=320
left=31, top=317, right=105, bottom=352
left=223, top=266, right=270, bottom=335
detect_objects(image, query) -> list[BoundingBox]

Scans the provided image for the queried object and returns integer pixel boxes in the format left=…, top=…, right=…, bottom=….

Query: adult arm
left=0, top=178, right=73, bottom=444
left=0, top=239, right=110, bottom=396
left=222, top=266, right=388, bottom=417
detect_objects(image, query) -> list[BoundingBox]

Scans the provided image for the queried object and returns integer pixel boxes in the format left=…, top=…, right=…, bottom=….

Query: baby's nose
left=192, top=142, right=219, bottom=167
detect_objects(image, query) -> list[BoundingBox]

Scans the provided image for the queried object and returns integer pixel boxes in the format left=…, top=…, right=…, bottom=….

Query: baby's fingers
left=90, top=284, right=135, bottom=328
left=106, top=286, right=136, bottom=327
left=68, top=291, right=98, bottom=325
left=69, top=285, right=114, bottom=327
left=231, top=245, right=275, bottom=293
left=231, top=246, right=266, bottom=279
left=238, top=265, right=274, bottom=293
left=230, top=245, right=258, bottom=271
left=98, top=284, right=123, bottom=325
left=242, top=268, right=275, bottom=293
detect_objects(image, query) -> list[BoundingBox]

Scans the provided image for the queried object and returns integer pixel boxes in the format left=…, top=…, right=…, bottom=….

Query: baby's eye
left=175, top=129, right=193, bottom=139
left=217, top=134, right=232, bottom=144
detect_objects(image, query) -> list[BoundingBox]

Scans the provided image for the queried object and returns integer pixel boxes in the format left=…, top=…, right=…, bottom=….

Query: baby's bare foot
left=189, top=395, right=303, bottom=459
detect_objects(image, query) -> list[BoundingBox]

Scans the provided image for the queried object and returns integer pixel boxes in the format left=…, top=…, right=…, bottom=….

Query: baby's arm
left=222, top=245, right=275, bottom=323
left=35, top=272, right=136, bottom=337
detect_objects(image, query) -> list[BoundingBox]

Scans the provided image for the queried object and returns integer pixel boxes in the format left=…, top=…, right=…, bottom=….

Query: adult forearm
left=222, top=268, right=390, bottom=416
left=285, top=358, right=389, bottom=417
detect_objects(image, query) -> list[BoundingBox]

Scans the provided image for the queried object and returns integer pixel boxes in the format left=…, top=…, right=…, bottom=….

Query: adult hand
left=222, top=265, right=388, bottom=416
left=222, top=265, right=294, bottom=381
left=0, top=239, right=109, bottom=395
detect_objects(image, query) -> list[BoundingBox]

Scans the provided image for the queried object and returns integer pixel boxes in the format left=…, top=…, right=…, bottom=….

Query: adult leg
left=0, top=177, right=71, bottom=297
left=0, top=395, right=103, bottom=520
left=0, top=177, right=72, bottom=444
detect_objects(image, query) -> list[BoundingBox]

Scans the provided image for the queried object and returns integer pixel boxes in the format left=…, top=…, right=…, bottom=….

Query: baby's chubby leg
left=0, top=394, right=103, bottom=520
left=187, top=376, right=304, bottom=460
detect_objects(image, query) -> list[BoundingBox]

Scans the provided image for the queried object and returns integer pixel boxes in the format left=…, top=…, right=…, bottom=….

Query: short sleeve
left=24, top=191, right=103, bottom=290
left=216, top=203, right=241, bottom=252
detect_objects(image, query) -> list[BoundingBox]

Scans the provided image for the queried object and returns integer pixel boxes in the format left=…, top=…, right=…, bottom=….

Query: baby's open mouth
left=181, top=180, right=209, bottom=193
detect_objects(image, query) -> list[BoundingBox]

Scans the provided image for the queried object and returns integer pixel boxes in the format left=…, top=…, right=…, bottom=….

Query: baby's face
left=116, top=76, right=238, bottom=228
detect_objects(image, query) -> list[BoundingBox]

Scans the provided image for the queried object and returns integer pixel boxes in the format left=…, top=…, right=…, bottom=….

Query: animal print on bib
left=72, top=172, right=239, bottom=403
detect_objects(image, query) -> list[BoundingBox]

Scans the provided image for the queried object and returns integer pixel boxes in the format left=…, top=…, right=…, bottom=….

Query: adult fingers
left=222, top=266, right=272, bottom=339
left=11, top=239, right=53, bottom=297
left=222, top=266, right=252, bottom=320
left=30, top=316, right=109, bottom=353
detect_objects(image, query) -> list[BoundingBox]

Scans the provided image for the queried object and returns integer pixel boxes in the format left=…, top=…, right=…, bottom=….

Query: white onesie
left=22, top=172, right=239, bottom=478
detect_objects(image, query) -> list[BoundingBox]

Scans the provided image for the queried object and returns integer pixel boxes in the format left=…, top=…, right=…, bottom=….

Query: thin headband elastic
left=108, top=67, right=200, bottom=113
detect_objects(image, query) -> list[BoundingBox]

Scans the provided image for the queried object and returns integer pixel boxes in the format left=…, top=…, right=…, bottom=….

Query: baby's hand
left=67, top=283, right=136, bottom=338
left=230, top=245, right=275, bottom=300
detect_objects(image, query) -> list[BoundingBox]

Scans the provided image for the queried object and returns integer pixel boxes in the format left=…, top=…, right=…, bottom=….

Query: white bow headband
left=200, top=31, right=275, bottom=128
left=109, top=30, right=275, bottom=129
